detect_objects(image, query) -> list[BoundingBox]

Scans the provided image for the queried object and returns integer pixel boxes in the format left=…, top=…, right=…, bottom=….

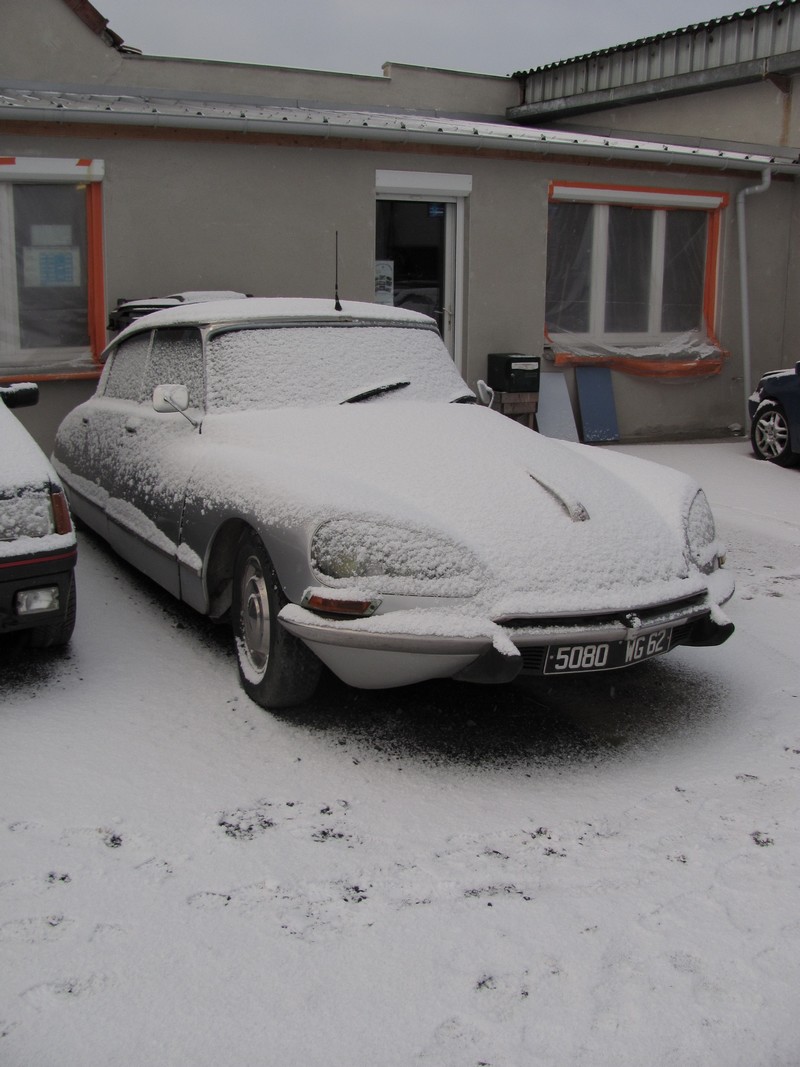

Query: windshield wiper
left=341, top=381, right=410, bottom=404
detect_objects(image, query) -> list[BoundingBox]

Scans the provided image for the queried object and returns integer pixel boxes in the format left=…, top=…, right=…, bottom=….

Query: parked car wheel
left=751, top=400, right=798, bottom=466
left=232, top=531, right=321, bottom=708
left=28, top=572, right=77, bottom=648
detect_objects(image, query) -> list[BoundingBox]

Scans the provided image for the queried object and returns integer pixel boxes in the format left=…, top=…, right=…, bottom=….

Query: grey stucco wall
left=549, top=79, right=800, bottom=151
left=2, top=121, right=783, bottom=446
left=780, top=181, right=800, bottom=367
left=3, top=0, right=517, bottom=119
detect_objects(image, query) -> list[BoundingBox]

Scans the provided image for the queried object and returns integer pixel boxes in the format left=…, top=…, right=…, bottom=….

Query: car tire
left=751, top=400, right=798, bottom=466
left=28, top=572, right=77, bottom=648
left=232, top=530, right=321, bottom=708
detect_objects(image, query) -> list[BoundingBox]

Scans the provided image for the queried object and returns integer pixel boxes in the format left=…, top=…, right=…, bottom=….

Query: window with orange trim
left=545, top=182, right=727, bottom=370
left=0, top=158, right=105, bottom=383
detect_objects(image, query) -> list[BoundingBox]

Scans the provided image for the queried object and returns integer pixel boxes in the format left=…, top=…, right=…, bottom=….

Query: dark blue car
left=749, top=361, right=800, bottom=466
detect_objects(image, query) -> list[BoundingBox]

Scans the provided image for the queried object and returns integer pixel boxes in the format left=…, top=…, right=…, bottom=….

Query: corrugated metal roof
left=1, top=85, right=797, bottom=171
left=517, top=0, right=800, bottom=76
left=511, top=0, right=800, bottom=122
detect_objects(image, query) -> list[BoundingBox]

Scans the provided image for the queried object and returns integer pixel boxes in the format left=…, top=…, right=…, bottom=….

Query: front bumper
left=279, top=587, right=735, bottom=689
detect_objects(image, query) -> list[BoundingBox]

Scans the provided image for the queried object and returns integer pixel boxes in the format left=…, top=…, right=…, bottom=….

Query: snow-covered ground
left=2, top=438, right=798, bottom=1066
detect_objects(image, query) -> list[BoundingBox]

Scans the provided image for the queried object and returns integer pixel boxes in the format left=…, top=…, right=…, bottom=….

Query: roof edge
left=2, top=87, right=797, bottom=173
left=514, top=0, right=797, bottom=76
left=62, top=0, right=125, bottom=51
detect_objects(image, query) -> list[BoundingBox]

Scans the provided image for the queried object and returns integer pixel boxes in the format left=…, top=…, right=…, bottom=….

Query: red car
left=0, top=383, right=77, bottom=647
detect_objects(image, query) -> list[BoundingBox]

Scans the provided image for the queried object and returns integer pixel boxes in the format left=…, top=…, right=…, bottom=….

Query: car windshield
left=205, top=323, right=470, bottom=412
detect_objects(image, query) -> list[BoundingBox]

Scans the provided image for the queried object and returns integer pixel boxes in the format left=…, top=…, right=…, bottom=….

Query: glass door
left=375, top=198, right=455, bottom=354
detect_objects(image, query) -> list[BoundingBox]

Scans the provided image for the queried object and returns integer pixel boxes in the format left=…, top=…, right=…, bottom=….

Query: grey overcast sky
left=94, top=0, right=751, bottom=78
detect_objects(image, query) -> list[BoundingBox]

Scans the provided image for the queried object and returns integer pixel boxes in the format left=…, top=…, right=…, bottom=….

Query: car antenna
left=334, top=230, right=342, bottom=311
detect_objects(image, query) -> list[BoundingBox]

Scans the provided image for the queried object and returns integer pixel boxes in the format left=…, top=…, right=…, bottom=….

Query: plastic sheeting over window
left=14, top=184, right=89, bottom=349
left=0, top=158, right=104, bottom=383
left=545, top=183, right=727, bottom=379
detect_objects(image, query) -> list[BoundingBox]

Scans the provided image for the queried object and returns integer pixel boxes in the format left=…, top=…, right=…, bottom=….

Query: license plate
left=543, top=626, right=673, bottom=675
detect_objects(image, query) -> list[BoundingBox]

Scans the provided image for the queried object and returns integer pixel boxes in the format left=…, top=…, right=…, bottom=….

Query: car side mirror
left=476, top=379, right=495, bottom=408
left=153, top=384, right=189, bottom=413
left=0, top=382, right=39, bottom=409
left=152, top=383, right=201, bottom=430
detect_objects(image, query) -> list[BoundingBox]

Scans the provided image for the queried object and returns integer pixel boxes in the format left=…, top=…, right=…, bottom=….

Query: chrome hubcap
left=756, top=411, right=788, bottom=458
left=240, top=555, right=270, bottom=674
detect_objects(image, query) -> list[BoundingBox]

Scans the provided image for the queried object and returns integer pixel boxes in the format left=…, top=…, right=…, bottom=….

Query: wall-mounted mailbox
left=487, top=354, right=541, bottom=393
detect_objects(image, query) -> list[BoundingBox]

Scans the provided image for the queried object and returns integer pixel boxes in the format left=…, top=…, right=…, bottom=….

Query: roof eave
left=2, top=92, right=797, bottom=175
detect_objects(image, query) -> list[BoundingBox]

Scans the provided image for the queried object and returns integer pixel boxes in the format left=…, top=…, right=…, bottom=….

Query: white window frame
left=548, top=182, right=725, bottom=345
left=376, top=170, right=471, bottom=371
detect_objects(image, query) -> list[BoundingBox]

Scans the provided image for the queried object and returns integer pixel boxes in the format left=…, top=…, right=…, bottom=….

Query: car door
left=98, top=326, right=205, bottom=597
left=56, top=330, right=153, bottom=540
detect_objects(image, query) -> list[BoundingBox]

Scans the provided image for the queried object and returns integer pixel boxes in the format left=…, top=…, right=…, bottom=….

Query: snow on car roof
left=117, top=291, right=250, bottom=308
left=112, top=298, right=435, bottom=343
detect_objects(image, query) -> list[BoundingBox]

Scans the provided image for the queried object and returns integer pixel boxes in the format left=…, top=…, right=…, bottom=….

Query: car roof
left=117, top=291, right=250, bottom=309
left=111, top=297, right=436, bottom=346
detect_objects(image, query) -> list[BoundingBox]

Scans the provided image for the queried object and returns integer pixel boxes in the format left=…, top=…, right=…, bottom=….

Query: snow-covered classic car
left=53, top=298, right=734, bottom=708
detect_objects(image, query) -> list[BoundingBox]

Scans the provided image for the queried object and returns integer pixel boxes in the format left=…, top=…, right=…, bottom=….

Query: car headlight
left=310, top=518, right=482, bottom=596
left=685, top=490, right=721, bottom=573
left=0, top=488, right=54, bottom=540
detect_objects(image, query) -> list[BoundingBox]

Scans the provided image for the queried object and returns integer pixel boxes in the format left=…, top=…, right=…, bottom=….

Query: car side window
left=102, top=333, right=152, bottom=401
left=144, top=327, right=204, bottom=408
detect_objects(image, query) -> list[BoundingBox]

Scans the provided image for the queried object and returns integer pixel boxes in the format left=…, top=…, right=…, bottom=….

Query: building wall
left=540, top=73, right=800, bottom=398
left=3, top=0, right=798, bottom=448
left=552, top=78, right=800, bottom=152
left=4, top=118, right=786, bottom=444
left=3, top=0, right=517, bottom=119
left=782, top=181, right=800, bottom=362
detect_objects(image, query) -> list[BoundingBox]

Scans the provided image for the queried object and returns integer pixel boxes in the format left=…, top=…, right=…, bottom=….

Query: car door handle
left=124, top=417, right=143, bottom=434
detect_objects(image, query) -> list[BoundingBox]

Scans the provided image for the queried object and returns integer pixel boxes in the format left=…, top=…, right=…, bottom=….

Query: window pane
left=605, top=206, right=652, bottom=332
left=662, top=210, right=707, bottom=332
left=13, top=184, right=88, bottom=348
left=103, top=334, right=151, bottom=400
left=375, top=200, right=445, bottom=334
left=145, top=327, right=204, bottom=407
left=545, top=202, right=592, bottom=333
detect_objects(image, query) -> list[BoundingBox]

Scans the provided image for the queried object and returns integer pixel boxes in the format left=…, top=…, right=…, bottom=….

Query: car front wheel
left=232, top=530, right=321, bottom=708
left=751, top=401, right=797, bottom=466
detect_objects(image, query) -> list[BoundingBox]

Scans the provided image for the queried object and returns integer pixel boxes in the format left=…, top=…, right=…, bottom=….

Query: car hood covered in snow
left=0, top=401, right=57, bottom=494
left=197, top=402, right=721, bottom=616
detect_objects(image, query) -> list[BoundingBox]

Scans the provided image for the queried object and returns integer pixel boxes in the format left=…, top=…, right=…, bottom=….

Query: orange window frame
left=0, top=163, right=106, bottom=385
left=547, top=180, right=729, bottom=346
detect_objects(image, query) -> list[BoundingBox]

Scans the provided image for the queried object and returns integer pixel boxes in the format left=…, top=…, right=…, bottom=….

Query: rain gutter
left=2, top=91, right=799, bottom=175
left=736, top=168, right=773, bottom=421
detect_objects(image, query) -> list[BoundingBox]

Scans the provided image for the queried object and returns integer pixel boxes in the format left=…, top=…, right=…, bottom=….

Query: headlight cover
left=685, top=490, right=721, bottom=573
left=311, top=518, right=483, bottom=596
left=0, top=488, right=54, bottom=541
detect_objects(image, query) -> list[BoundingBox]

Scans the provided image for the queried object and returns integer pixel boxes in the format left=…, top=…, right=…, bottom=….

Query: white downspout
left=736, top=168, right=772, bottom=422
